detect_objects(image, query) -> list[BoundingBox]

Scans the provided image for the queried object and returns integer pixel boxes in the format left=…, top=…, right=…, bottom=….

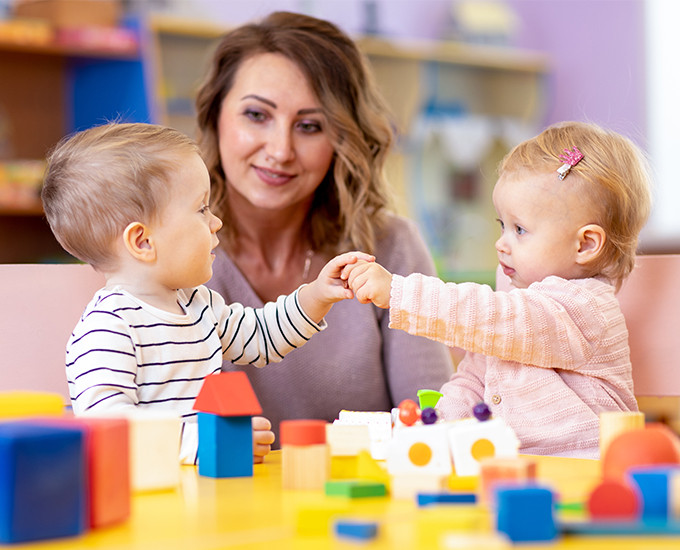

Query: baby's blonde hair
left=499, top=121, right=652, bottom=290
left=41, top=122, right=199, bottom=270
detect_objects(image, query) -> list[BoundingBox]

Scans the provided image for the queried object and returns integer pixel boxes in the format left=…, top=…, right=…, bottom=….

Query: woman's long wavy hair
left=195, top=11, right=394, bottom=255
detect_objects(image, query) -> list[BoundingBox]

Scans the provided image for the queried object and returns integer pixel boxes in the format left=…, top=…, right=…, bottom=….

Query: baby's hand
left=253, top=416, right=275, bottom=464
left=298, top=251, right=375, bottom=322
left=342, top=260, right=392, bottom=309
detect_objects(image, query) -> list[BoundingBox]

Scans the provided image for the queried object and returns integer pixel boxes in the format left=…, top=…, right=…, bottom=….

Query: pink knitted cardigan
left=390, top=273, right=638, bottom=459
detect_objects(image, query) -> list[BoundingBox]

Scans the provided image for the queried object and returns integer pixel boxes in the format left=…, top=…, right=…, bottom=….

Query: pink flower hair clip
left=557, top=146, right=584, bottom=180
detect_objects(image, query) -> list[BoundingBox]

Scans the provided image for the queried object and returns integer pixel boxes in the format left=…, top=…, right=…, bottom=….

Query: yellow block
left=0, top=391, right=65, bottom=419
left=296, top=503, right=350, bottom=536
left=330, top=455, right=358, bottom=479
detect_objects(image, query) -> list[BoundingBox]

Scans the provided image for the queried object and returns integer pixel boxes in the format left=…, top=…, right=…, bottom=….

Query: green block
left=325, top=480, right=387, bottom=498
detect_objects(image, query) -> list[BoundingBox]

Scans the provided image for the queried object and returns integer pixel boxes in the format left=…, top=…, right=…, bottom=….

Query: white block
left=387, top=423, right=453, bottom=476
left=126, top=410, right=182, bottom=492
left=326, top=423, right=371, bottom=456
left=447, top=417, right=519, bottom=476
left=336, top=410, right=392, bottom=460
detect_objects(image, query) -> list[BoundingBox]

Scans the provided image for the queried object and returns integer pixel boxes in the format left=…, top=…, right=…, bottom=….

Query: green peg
left=417, top=389, right=442, bottom=410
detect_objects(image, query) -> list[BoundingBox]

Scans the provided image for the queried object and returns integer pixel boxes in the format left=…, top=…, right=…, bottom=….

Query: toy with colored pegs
left=398, top=399, right=420, bottom=426
left=473, top=402, right=492, bottom=421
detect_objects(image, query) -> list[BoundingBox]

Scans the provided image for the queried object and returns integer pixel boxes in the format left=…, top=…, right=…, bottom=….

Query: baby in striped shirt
left=41, top=122, right=372, bottom=464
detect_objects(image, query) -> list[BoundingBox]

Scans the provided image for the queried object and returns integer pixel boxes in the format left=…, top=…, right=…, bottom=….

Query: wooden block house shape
left=194, top=372, right=262, bottom=478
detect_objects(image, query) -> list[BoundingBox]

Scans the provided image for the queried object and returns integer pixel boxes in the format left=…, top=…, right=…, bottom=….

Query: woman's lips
left=253, top=166, right=294, bottom=186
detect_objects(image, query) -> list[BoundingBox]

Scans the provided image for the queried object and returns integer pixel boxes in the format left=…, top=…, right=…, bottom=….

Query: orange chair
left=0, top=263, right=104, bottom=400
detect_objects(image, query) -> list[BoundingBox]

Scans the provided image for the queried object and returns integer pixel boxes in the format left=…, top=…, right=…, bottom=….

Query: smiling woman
left=195, top=11, right=455, bottom=446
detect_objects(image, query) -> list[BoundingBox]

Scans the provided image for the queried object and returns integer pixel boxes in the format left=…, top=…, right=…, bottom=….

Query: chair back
left=496, top=255, right=680, bottom=397
left=0, top=263, right=104, bottom=400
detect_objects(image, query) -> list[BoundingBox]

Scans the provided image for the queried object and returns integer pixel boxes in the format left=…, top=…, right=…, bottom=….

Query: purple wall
left=194, top=0, right=646, bottom=145
left=507, top=0, right=646, bottom=146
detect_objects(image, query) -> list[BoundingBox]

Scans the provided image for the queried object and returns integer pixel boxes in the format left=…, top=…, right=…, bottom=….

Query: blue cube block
left=629, top=465, right=680, bottom=521
left=495, top=485, right=557, bottom=543
left=334, top=519, right=378, bottom=540
left=197, top=413, right=253, bottom=478
left=0, top=422, right=86, bottom=543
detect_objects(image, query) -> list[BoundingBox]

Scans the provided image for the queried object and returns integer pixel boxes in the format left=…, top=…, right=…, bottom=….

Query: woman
left=196, top=11, right=454, bottom=446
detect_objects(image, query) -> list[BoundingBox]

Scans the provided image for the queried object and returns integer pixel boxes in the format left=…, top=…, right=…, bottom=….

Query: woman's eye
left=244, top=108, right=267, bottom=122
left=297, top=120, right=322, bottom=133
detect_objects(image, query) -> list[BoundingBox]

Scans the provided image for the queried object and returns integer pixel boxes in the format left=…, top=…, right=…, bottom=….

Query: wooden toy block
left=0, top=390, right=64, bottom=419
left=629, top=465, right=680, bottom=521
left=599, top=410, right=645, bottom=457
left=295, top=504, right=349, bottom=536
left=281, top=419, right=329, bottom=490
left=495, top=485, right=557, bottom=543
left=602, top=423, right=680, bottom=483
left=356, top=449, right=391, bottom=489
left=197, top=413, right=253, bottom=478
left=0, top=421, right=86, bottom=543
left=387, top=423, right=452, bottom=476
left=336, top=410, right=392, bottom=460
left=448, top=417, right=519, bottom=476
left=193, top=372, right=262, bottom=416
left=391, top=472, right=448, bottom=500
left=126, top=410, right=181, bottom=492
left=194, top=372, right=262, bottom=479
left=330, top=455, right=358, bottom=479
left=479, top=456, right=536, bottom=506
left=324, top=479, right=386, bottom=498
left=587, top=479, right=639, bottom=520
left=333, top=519, right=379, bottom=540
left=417, top=491, right=477, bottom=506
left=29, top=415, right=130, bottom=528
left=325, top=422, right=370, bottom=456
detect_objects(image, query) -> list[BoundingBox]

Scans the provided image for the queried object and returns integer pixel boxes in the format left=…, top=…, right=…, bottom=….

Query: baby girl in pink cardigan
left=344, top=121, right=652, bottom=458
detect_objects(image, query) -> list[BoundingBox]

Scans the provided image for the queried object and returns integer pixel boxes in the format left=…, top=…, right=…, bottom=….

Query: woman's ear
left=576, top=224, right=606, bottom=266
left=122, top=222, right=156, bottom=263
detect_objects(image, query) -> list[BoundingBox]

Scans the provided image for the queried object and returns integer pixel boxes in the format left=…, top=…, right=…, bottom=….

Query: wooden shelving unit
left=0, top=14, right=549, bottom=267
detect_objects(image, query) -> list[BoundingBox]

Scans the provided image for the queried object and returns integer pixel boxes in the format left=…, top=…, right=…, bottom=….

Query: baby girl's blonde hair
left=499, top=121, right=652, bottom=290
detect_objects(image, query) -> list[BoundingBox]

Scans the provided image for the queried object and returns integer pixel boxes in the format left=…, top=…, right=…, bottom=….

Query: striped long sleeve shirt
left=66, top=285, right=323, bottom=463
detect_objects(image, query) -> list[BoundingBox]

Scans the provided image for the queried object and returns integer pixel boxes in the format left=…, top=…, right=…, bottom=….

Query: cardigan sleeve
left=389, top=273, right=614, bottom=373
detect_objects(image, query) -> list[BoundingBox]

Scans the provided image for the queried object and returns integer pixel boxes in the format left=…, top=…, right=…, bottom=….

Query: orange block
left=479, top=456, right=536, bottom=506
left=602, top=423, right=680, bottom=483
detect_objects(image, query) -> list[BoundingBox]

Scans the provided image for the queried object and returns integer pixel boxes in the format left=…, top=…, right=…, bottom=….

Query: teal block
left=197, top=413, right=253, bottom=478
left=0, top=422, right=86, bottom=543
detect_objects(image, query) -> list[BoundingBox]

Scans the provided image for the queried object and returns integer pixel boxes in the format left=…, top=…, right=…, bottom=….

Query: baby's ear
left=123, top=222, right=156, bottom=262
left=576, top=224, right=606, bottom=265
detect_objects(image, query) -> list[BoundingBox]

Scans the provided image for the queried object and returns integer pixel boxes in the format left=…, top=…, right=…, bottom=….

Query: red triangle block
left=193, top=372, right=262, bottom=416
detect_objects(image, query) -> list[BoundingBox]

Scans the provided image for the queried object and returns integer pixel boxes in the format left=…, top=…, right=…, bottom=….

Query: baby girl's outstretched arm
left=298, top=251, right=375, bottom=322
left=343, top=260, right=393, bottom=309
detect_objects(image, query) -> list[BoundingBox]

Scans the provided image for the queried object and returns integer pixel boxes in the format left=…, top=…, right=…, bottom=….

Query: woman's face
left=217, top=52, right=335, bottom=213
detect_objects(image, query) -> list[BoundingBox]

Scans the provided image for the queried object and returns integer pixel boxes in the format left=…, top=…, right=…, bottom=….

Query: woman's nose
left=265, top=126, right=295, bottom=163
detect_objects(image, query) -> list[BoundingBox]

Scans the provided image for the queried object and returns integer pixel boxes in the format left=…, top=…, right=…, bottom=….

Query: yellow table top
left=15, top=451, right=680, bottom=549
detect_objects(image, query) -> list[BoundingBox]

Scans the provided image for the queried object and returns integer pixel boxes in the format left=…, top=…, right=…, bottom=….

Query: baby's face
left=492, top=170, right=596, bottom=289
left=149, top=153, right=223, bottom=290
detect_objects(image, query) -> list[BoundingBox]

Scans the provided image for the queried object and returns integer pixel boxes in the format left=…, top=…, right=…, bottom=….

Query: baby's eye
left=515, top=225, right=526, bottom=235
left=495, top=218, right=505, bottom=231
